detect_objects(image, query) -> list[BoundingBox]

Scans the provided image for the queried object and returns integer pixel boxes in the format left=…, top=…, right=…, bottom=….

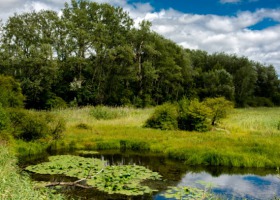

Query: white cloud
left=138, top=7, right=280, bottom=73
left=0, top=0, right=279, bottom=73
left=178, top=172, right=280, bottom=199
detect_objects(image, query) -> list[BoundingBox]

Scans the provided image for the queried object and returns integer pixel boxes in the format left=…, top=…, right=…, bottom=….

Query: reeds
left=0, top=145, right=64, bottom=200
left=15, top=106, right=280, bottom=168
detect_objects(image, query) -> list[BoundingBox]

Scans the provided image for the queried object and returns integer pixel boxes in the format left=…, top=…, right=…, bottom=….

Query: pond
left=21, top=150, right=280, bottom=200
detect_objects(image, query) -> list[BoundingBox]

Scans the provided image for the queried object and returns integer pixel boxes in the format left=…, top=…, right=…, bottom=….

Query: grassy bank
left=0, top=143, right=63, bottom=200
left=16, top=106, right=280, bottom=168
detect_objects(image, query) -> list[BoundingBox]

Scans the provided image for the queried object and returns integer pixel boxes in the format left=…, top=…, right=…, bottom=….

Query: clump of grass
left=14, top=140, right=50, bottom=157
left=90, top=106, right=129, bottom=120
left=75, top=123, right=91, bottom=130
left=0, top=145, right=64, bottom=200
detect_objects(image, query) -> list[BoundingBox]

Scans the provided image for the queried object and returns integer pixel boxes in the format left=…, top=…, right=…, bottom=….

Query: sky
left=0, top=0, right=280, bottom=73
left=177, top=172, right=280, bottom=199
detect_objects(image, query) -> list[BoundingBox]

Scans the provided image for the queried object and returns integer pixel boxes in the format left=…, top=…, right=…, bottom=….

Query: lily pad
left=159, top=186, right=215, bottom=200
left=26, top=155, right=162, bottom=196
left=26, top=155, right=105, bottom=179
left=87, top=165, right=162, bottom=195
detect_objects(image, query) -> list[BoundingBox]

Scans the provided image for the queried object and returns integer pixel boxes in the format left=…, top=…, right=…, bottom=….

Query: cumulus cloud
left=0, top=0, right=71, bottom=21
left=0, top=0, right=279, bottom=73
left=178, top=172, right=280, bottom=199
left=138, top=7, right=280, bottom=73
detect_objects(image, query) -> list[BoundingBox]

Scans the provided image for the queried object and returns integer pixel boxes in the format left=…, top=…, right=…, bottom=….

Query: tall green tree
left=2, top=11, right=60, bottom=108
left=61, top=0, right=134, bottom=105
left=199, top=69, right=235, bottom=100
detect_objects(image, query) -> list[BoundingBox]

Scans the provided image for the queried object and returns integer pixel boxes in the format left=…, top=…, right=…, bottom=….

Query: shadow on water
left=19, top=149, right=280, bottom=200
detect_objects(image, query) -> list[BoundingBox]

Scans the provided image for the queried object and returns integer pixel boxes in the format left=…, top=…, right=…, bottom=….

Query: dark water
left=21, top=150, right=280, bottom=200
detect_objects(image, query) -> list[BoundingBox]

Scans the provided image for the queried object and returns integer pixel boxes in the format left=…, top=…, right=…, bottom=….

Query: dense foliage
left=0, top=75, right=25, bottom=108
left=146, top=97, right=233, bottom=132
left=0, top=0, right=279, bottom=109
left=0, top=108, right=65, bottom=142
left=145, top=103, right=178, bottom=130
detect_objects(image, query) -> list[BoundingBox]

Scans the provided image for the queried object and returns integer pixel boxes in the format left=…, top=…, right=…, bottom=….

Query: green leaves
left=160, top=186, right=215, bottom=200
left=87, top=165, right=161, bottom=195
left=0, top=75, right=25, bottom=108
left=145, top=103, right=178, bottom=130
left=26, top=155, right=105, bottom=179
left=26, top=155, right=162, bottom=196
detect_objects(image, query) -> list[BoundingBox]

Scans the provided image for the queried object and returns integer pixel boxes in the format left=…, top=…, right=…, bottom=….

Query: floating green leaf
left=87, top=165, right=162, bottom=195
left=159, top=186, right=215, bottom=200
left=26, top=155, right=162, bottom=196
left=26, top=155, right=105, bottom=179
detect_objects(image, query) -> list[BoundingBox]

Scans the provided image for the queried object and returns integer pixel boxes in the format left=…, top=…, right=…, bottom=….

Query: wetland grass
left=0, top=145, right=63, bottom=200
left=16, top=106, right=280, bottom=168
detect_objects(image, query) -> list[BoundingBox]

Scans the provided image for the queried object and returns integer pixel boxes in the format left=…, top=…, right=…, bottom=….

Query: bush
left=0, top=75, right=25, bottom=108
left=145, top=98, right=234, bottom=132
left=45, top=96, right=68, bottom=110
left=178, top=99, right=212, bottom=132
left=145, top=103, right=178, bottom=130
left=8, top=109, right=65, bottom=141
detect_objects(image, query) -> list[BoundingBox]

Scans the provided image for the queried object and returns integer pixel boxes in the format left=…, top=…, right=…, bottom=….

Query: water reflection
left=176, top=172, right=280, bottom=200
left=22, top=150, right=280, bottom=200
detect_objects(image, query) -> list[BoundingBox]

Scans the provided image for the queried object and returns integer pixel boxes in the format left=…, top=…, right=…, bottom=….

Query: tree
left=199, top=69, right=235, bottom=101
left=0, top=75, right=25, bottom=108
left=204, top=97, right=234, bottom=126
left=2, top=11, right=60, bottom=109
left=254, top=63, right=280, bottom=105
left=61, top=0, right=134, bottom=105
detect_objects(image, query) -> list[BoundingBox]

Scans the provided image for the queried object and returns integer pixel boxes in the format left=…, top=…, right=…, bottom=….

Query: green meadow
left=17, top=106, right=280, bottom=168
left=2, top=106, right=280, bottom=199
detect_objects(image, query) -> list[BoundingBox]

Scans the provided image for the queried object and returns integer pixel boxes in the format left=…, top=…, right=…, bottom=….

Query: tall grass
left=90, top=105, right=131, bottom=120
left=0, top=145, right=64, bottom=200
left=18, top=106, right=280, bottom=168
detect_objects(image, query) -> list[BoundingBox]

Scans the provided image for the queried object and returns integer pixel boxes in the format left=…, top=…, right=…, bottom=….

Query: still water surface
left=22, top=150, right=280, bottom=200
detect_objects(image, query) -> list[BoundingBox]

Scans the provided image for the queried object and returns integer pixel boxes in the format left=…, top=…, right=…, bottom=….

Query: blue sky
left=135, top=0, right=280, bottom=15
left=0, top=0, right=280, bottom=73
left=129, top=0, right=280, bottom=29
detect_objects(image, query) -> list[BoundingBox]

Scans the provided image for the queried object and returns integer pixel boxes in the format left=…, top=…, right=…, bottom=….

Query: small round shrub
left=144, top=103, right=178, bottom=130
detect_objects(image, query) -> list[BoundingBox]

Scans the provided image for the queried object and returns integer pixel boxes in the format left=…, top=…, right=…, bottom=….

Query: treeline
left=0, top=0, right=279, bottom=109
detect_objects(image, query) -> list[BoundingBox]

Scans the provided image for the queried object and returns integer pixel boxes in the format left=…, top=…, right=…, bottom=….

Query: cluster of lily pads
left=159, top=186, right=215, bottom=200
left=25, top=155, right=162, bottom=196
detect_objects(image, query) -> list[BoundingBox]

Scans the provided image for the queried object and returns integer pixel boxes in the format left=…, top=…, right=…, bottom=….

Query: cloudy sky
left=1, top=0, right=280, bottom=73
left=177, top=171, right=280, bottom=199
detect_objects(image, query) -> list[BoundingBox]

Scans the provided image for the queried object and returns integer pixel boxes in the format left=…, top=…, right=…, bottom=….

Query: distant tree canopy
left=0, top=0, right=279, bottom=109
